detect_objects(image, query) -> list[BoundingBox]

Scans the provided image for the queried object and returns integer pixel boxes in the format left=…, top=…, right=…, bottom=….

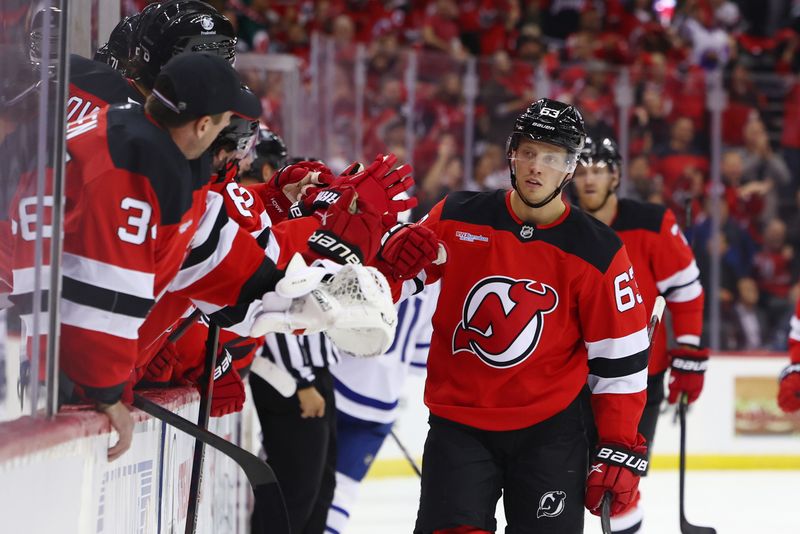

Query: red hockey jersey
left=142, top=173, right=322, bottom=382
left=611, top=199, right=704, bottom=375
left=56, top=105, right=280, bottom=403
left=790, top=299, right=800, bottom=364
left=408, top=190, right=649, bottom=446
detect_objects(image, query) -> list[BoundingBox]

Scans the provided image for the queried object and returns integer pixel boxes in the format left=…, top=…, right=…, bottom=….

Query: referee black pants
left=250, top=367, right=337, bottom=534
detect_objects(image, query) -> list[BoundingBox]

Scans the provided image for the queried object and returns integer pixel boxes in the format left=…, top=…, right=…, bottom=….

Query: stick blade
left=251, top=483, right=292, bottom=534
left=681, top=518, right=717, bottom=534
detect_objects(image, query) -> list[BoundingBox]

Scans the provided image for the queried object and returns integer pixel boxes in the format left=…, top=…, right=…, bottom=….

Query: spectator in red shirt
left=722, top=62, right=765, bottom=146
left=653, top=115, right=709, bottom=196
left=422, top=0, right=463, bottom=56
left=719, top=149, right=770, bottom=240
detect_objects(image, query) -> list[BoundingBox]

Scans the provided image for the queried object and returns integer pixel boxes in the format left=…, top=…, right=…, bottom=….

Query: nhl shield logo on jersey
left=452, top=276, right=558, bottom=368
left=536, top=490, right=566, bottom=518
left=520, top=225, right=535, bottom=239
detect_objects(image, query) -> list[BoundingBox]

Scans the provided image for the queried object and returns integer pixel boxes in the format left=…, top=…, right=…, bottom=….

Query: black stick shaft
left=390, top=429, right=422, bottom=478
left=185, top=322, right=220, bottom=534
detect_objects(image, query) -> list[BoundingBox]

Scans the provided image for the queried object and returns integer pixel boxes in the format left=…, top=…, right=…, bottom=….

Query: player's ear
left=194, top=115, right=213, bottom=138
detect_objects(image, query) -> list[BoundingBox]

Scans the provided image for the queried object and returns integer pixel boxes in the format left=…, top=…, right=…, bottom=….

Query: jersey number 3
left=118, top=197, right=152, bottom=245
left=614, top=267, right=643, bottom=313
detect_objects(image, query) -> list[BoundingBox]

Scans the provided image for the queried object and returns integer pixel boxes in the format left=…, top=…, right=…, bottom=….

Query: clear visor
left=510, top=145, right=578, bottom=174
left=235, top=130, right=258, bottom=160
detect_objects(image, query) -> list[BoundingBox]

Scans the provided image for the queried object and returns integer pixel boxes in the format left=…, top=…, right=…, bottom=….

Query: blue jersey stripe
left=330, top=504, right=350, bottom=518
left=334, top=377, right=398, bottom=411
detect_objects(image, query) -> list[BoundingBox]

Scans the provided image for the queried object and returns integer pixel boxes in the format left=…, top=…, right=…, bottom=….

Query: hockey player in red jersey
left=571, top=135, right=707, bottom=533
left=778, top=298, right=800, bottom=413
left=56, top=53, right=275, bottom=458
left=376, top=99, right=650, bottom=533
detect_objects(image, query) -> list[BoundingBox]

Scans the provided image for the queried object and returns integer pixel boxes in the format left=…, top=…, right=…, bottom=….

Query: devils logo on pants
left=452, top=276, right=558, bottom=368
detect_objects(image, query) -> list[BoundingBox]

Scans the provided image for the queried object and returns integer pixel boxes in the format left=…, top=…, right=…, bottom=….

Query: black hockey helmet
left=507, top=98, right=586, bottom=161
left=578, top=136, right=622, bottom=172
left=94, top=12, right=143, bottom=75
left=130, top=0, right=237, bottom=89
left=27, top=3, right=62, bottom=77
left=252, top=127, right=289, bottom=171
left=506, top=98, right=586, bottom=208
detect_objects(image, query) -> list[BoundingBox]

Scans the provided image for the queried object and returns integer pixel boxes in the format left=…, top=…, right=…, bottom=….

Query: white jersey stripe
left=790, top=315, right=800, bottom=342
left=664, top=280, right=703, bottom=303
left=62, top=252, right=154, bottom=299
left=588, top=367, right=647, bottom=395
left=190, top=191, right=223, bottom=247
left=170, top=218, right=237, bottom=291
left=586, top=327, right=649, bottom=360
left=11, top=266, right=51, bottom=294
left=61, top=299, right=144, bottom=339
left=656, top=260, right=700, bottom=294
left=264, top=230, right=281, bottom=264
left=676, top=334, right=701, bottom=346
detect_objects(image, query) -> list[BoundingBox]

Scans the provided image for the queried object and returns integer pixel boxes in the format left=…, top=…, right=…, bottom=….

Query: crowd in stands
left=127, top=0, right=800, bottom=351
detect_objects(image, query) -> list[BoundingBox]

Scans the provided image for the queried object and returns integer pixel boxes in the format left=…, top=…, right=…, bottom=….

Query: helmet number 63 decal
left=539, top=107, right=560, bottom=118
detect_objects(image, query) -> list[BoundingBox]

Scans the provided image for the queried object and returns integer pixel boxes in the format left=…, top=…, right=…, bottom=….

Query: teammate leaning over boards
left=778, top=298, right=800, bottom=413
left=571, top=136, right=707, bottom=534
left=371, top=98, right=650, bottom=533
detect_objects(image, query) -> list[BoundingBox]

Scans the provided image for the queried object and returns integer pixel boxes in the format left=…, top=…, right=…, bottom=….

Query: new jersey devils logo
left=536, top=490, right=566, bottom=518
left=453, top=276, right=558, bottom=367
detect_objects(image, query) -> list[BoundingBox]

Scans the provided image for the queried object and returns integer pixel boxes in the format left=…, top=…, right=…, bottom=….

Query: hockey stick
left=132, top=393, right=291, bottom=534
left=678, top=394, right=716, bottom=534
left=389, top=428, right=422, bottom=478
left=676, top=198, right=716, bottom=534
left=185, top=322, right=220, bottom=534
left=601, top=296, right=666, bottom=534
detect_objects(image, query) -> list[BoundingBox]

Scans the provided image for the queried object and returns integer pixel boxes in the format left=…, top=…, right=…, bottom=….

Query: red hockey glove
left=326, top=154, right=417, bottom=216
left=778, top=364, right=800, bottom=413
left=286, top=155, right=417, bottom=221
left=209, top=366, right=246, bottom=417
left=304, top=186, right=382, bottom=265
left=374, top=223, right=441, bottom=280
left=585, top=435, right=648, bottom=517
left=667, top=346, right=710, bottom=404
left=267, top=161, right=336, bottom=214
left=141, top=341, right=181, bottom=384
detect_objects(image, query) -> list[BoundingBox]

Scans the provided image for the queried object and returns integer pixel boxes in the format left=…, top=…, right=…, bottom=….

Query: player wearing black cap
left=369, top=98, right=651, bottom=533
left=56, top=53, right=277, bottom=461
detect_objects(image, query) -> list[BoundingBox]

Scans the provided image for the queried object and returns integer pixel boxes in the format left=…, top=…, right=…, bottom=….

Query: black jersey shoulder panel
left=69, top=54, right=140, bottom=106
left=439, top=190, right=622, bottom=273
left=536, top=207, right=623, bottom=273
left=105, top=104, right=199, bottom=225
left=612, top=198, right=666, bottom=234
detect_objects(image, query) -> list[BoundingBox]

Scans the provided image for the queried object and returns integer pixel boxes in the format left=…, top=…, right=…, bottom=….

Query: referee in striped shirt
left=249, top=331, right=339, bottom=534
